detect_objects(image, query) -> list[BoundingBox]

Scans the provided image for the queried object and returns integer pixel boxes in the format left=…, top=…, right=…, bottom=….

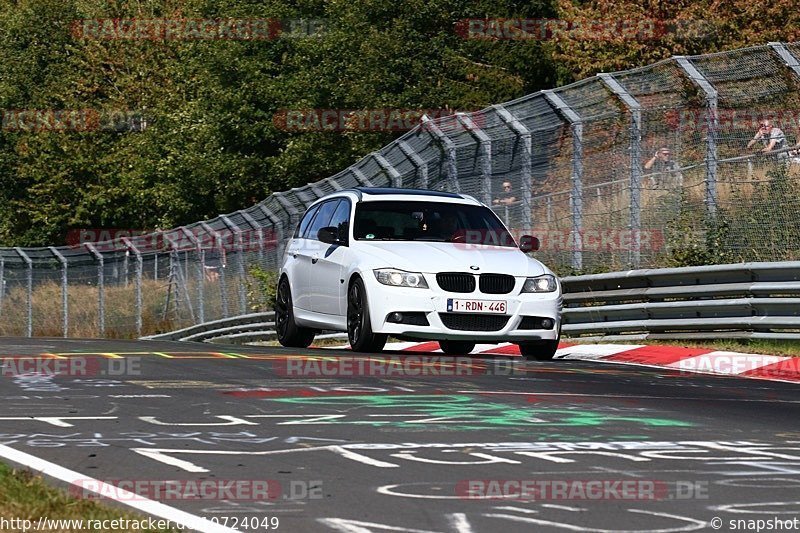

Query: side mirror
left=519, top=235, right=540, bottom=253
left=318, top=226, right=347, bottom=246
left=318, top=226, right=340, bottom=245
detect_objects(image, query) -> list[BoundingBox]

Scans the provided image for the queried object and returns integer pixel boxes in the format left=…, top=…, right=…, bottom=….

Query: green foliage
left=0, top=0, right=558, bottom=246
left=661, top=166, right=800, bottom=268
left=717, top=166, right=800, bottom=263
left=245, top=263, right=278, bottom=312
left=552, top=0, right=800, bottom=80
left=660, top=189, right=732, bottom=268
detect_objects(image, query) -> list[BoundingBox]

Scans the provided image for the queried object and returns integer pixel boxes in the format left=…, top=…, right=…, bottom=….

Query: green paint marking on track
left=270, top=394, right=693, bottom=430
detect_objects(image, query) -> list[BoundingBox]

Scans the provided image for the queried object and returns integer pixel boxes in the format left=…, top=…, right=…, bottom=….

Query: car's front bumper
left=364, top=273, right=562, bottom=342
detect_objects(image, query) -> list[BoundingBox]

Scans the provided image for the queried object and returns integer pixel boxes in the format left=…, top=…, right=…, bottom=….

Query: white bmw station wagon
left=276, top=188, right=563, bottom=359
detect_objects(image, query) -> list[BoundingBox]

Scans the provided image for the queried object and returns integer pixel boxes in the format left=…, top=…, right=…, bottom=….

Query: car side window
left=327, top=199, right=351, bottom=243
left=295, top=204, right=320, bottom=238
left=307, top=200, right=341, bottom=241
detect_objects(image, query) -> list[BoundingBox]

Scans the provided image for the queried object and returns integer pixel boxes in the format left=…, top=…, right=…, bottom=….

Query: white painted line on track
left=553, top=344, right=644, bottom=360
left=0, top=443, right=238, bottom=533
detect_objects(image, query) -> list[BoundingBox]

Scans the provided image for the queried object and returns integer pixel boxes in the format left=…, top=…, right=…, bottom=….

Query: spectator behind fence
left=644, top=147, right=682, bottom=188
left=492, top=180, right=518, bottom=205
left=790, top=140, right=800, bottom=165
left=747, top=119, right=788, bottom=160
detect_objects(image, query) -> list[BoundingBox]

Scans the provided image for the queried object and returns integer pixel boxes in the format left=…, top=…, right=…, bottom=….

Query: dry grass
left=0, top=280, right=177, bottom=338
left=0, top=462, right=176, bottom=532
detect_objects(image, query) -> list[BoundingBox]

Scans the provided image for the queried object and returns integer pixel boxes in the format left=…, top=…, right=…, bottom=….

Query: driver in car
left=430, top=212, right=460, bottom=241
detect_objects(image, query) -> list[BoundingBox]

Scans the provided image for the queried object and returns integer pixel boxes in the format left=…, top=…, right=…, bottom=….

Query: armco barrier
left=561, top=261, right=800, bottom=340
left=147, top=261, right=800, bottom=343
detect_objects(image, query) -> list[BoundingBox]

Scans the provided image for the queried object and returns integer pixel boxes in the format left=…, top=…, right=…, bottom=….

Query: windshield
left=353, top=201, right=517, bottom=247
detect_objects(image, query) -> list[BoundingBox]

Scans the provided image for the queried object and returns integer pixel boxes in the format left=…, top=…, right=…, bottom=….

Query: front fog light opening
left=518, top=316, right=556, bottom=330
left=386, top=311, right=429, bottom=326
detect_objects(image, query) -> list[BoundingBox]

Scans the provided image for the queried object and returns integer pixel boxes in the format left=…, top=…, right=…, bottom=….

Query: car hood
left=355, top=241, right=547, bottom=277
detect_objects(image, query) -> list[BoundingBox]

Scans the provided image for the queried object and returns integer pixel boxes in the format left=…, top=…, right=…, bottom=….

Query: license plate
left=447, top=298, right=507, bottom=314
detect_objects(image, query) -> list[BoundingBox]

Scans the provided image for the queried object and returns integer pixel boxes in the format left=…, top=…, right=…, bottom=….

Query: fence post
left=373, top=152, right=403, bottom=188
left=162, top=232, right=195, bottom=322
left=769, top=42, right=800, bottom=78
left=0, top=256, right=4, bottom=318
left=152, top=235, right=161, bottom=282
left=240, top=210, right=264, bottom=263
left=309, top=183, right=326, bottom=199
left=599, top=73, right=644, bottom=268
left=421, top=115, right=459, bottom=193
left=351, top=167, right=376, bottom=188
left=178, top=227, right=204, bottom=324
left=296, top=188, right=318, bottom=206
left=544, top=93, right=584, bottom=271
left=324, top=177, right=344, bottom=191
left=492, top=104, right=533, bottom=236
left=274, top=192, right=301, bottom=230
left=240, top=210, right=267, bottom=310
left=398, top=140, right=429, bottom=189
left=49, top=247, right=69, bottom=338
left=14, top=248, right=33, bottom=337
left=457, top=113, right=493, bottom=206
left=122, top=246, right=129, bottom=287
left=200, top=222, right=228, bottom=318
left=258, top=205, right=285, bottom=268
left=675, top=56, right=718, bottom=216
left=221, top=215, right=248, bottom=316
left=84, top=243, right=105, bottom=337
left=121, top=237, right=143, bottom=337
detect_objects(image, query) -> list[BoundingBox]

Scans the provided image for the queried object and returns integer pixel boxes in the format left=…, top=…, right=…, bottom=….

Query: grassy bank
left=0, top=462, right=175, bottom=532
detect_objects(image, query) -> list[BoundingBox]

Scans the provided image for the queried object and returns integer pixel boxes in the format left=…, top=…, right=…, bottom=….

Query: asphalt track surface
left=1, top=337, right=799, bottom=532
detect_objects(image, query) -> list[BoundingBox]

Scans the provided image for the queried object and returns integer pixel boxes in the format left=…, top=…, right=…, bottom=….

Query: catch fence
left=3, top=42, right=800, bottom=337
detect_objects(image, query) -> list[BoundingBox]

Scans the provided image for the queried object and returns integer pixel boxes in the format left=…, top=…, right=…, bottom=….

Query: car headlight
left=521, top=274, right=557, bottom=293
left=374, top=269, right=429, bottom=289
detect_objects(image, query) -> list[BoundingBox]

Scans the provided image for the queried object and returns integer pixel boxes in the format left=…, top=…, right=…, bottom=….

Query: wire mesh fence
left=3, top=41, right=800, bottom=338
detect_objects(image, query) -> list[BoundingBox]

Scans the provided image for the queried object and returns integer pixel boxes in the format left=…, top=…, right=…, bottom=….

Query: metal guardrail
left=143, top=312, right=275, bottom=343
left=561, top=261, right=800, bottom=340
left=147, top=261, right=800, bottom=344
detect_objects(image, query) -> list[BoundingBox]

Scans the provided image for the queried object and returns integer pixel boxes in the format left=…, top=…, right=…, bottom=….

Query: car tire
left=518, top=336, right=560, bottom=361
left=438, top=340, right=475, bottom=355
left=347, top=277, right=388, bottom=352
left=275, top=277, right=315, bottom=348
